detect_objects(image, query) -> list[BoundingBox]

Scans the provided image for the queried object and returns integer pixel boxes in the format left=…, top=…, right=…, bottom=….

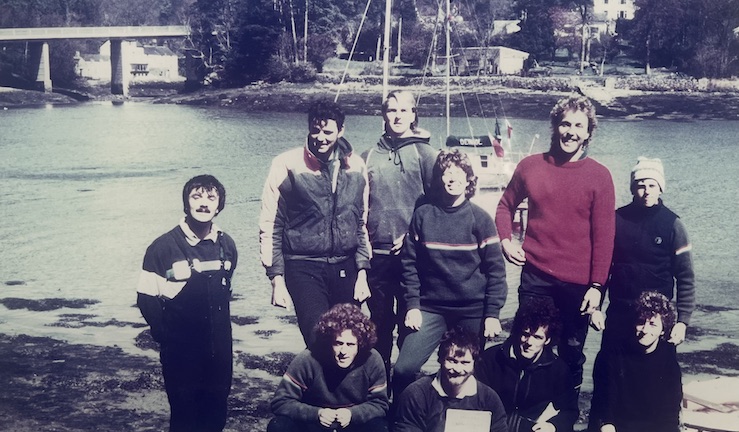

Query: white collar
left=431, top=374, right=479, bottom=399
left=179, top=217, right=221, bottom=246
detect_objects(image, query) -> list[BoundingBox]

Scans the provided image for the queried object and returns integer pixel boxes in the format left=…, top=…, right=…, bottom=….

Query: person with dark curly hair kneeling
left=268, top=303, right=389, bottom=432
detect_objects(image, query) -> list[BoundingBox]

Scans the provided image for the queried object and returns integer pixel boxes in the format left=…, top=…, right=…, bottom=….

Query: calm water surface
left=1, top=102, right=737, bottom=374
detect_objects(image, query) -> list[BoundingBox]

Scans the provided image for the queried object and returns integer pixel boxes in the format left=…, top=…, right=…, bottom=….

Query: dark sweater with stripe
left=402, top=199, right=508, bottom=319
left=270, top=349, right=388, bottom=424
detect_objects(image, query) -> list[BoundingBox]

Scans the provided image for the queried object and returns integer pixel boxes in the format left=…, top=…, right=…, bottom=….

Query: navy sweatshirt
left=402, top=199, right=508, bottom=319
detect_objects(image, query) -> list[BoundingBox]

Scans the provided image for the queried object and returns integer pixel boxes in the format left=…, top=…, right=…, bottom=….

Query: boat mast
left=303, top=0, right=308, bottom=62
left=382, top=0, right=392, bottom=101
left=445, top=0, right=451, bottom=137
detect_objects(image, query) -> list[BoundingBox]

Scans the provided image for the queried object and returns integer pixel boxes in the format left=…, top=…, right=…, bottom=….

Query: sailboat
left=336, top=0, right=534, bottom=192
left=436, top=0, right=533, bottom=191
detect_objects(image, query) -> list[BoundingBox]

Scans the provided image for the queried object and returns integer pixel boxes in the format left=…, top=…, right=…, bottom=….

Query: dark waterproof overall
left=160, top=231, right=234, bottom=432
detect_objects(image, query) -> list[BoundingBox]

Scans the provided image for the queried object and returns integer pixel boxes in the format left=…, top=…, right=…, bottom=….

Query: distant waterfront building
left=593, top=0, right=636, bottom=21
left=452, top=46, right=529, bottom=76
left=75, top=40, right=182, bottom=82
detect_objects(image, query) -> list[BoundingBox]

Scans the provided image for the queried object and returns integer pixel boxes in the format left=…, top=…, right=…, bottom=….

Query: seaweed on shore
left=0, top=297, right=99, bottom=311
left=238, top=351, right=296, bottom=376
left=679, top=343, right=739, bottom=376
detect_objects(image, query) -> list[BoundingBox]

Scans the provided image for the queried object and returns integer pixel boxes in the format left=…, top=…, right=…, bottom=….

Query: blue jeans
left=392, top=311, right=483, bottom=397
left=284, top=259, right=359, bottom=348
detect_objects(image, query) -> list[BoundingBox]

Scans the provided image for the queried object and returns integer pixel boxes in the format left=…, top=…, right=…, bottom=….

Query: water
left=1, top=102, right=737, bottom=379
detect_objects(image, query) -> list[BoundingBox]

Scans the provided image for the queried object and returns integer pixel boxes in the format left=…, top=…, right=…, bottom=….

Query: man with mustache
left=136, top=174, right=238, bottom=432
left=394, top=327, right=508, bottom=432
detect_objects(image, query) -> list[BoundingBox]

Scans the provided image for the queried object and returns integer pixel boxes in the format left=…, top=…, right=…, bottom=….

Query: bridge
left=0, top=26, right=190, bottom=95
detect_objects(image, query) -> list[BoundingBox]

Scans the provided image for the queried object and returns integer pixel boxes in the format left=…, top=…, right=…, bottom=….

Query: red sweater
left=495, top=153, right=615, bottom=286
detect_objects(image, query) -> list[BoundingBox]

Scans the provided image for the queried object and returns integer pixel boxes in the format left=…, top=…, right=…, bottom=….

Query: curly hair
left=182, top=174, right=226, bottom=214
left=382, top=90, right=419, bottom=133
left=634, top=291, right=676, bottom=337
left=308, top=98, right=345, bottom=130
left=549, top=94, right=597, bottom=149
left=313, top=303, right=377, bottom=355
left=431, top=149, right=478, bottom=201
left=437, top=326, right=480, bottom=364
left=511, top=297, right=562, bottom=345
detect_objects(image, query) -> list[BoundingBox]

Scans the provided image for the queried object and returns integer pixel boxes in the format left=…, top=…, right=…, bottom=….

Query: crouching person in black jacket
left=476, top=298, right=578, bottom=432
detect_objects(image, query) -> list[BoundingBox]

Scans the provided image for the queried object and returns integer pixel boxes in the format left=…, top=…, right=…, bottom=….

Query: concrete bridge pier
left=110, top=39, right=129, bottom=97
left=29, top=41, right=52, bottom=92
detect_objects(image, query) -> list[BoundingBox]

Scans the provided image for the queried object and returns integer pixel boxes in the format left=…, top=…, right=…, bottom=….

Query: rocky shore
left=3, top=80, right=739, bottom=121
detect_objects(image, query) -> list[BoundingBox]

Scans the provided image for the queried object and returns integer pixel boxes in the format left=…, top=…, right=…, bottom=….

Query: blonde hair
left=382, top=90, right=419, bottom=132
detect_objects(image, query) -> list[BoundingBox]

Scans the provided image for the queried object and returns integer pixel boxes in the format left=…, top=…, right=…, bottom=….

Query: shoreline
left=1, top=304, right=737, bottom=431
left=3, top=83, right=739, bottom=121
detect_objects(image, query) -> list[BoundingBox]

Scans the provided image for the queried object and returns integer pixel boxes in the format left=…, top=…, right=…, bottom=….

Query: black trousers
left=284, top=259, right=359, bottom=348
left=518, top=265, right=590, bottom=394
left=161, top=338, right=232, bottom=432
left=366, top=254, right=409, bottom=377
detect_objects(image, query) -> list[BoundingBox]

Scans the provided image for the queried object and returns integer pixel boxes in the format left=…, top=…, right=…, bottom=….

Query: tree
left=223, top=0, right=283, bottom=84
left=565, top=0, right=594, bottom=72
left=185, top=0, right=241, bottom=84
left=629, top=0, right=686, bottom=74
left=509, top=0, right=557, bottom=60
left=683, top=0, right=739, bottom=77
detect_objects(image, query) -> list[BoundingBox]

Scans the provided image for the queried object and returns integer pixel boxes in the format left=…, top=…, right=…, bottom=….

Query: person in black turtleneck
left=362, top=90, right=439, bottom=381
left=476, top=297, right=578, bottom=432
left=589, top=292, right=683, bottom=432
left=391, top=149, right=508, bottom=401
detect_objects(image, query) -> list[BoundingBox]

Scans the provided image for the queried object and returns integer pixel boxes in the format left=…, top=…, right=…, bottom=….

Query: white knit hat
left=631, top=157, right=665, bottom=192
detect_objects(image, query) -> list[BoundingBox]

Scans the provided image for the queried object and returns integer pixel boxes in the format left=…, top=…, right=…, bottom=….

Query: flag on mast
left=492, top=118, right=504, bottom=157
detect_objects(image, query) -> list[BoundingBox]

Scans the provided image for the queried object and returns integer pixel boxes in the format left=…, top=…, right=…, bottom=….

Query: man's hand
left=405, top=308, right=422, bottom=331
left=390, top=233, right=406, bottom=255
left=532, top=421, right=555, bottom=432
left=580, top=287, right=602, bottom=315
left=590, top=310, right=605, bottom=331
left=484, top=317, right=502, bottom=339
left=334, top=408, right=352, bottom=427
left=668, top=322, right=687, bottom=345
left=271, top=275, right=291, bottom=310
left=353, top=270, right=371, bottom=303
left=318, top=408, right=337, bottom=427
left=501, top=238, right=526, bottom=266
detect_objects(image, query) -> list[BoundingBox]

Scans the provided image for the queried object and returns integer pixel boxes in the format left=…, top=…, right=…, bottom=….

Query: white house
left=75, top=41, right=181, bottom=82
left=453, top=46, right=530, bottom=75
left=593, top=0, right=637, bottom=21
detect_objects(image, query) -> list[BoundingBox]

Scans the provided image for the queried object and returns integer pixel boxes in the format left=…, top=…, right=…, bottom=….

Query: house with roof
left=452, top=46, right=530, bottom=76
left=75, top=40, right=182, bottom=82
left=593, top=0, right=637, bottom=21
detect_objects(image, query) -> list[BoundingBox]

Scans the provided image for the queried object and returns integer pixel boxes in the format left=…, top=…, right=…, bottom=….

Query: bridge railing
left=0, top=25, right=190, bottom=42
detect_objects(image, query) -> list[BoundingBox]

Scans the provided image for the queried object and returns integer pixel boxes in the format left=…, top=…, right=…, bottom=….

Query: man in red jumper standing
left=495, top=95, right=615, bottom=409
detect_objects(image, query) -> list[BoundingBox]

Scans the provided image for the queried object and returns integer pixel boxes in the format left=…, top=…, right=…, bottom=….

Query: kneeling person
left=476, top=298, right=578, bottom=432
left=268, top=303, right=389, bottom=432
left=394, top=327, right=508, bottom=432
